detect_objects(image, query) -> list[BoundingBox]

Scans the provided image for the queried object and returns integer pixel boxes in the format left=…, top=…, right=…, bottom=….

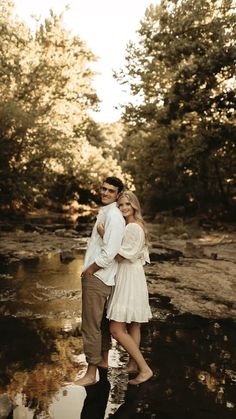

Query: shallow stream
left=0, top=252, right=235, bottom=418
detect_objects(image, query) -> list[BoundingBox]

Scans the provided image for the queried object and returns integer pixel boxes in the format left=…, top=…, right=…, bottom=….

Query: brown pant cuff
left=86, top=356, right=102, bottom=365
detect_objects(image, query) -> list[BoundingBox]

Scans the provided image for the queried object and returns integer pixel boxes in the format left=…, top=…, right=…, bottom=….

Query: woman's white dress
left=106, top=223, right=152, bottom=323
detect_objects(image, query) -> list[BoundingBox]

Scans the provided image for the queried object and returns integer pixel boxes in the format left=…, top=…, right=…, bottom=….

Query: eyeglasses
left=100, top=186, right=117, bottom=194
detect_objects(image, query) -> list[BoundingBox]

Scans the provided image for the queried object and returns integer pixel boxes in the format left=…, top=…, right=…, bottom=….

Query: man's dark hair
left=104, top=176, right=124, bottom=193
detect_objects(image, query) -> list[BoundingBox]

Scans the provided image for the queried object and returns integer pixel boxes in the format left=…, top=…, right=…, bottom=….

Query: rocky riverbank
left=0, top=217, right=235, bottom=320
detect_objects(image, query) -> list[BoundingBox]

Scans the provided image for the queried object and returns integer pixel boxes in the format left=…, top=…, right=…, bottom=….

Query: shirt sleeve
left=95, top=213, right=125, bottom=268
left=118, top=224, right=144, bottom=260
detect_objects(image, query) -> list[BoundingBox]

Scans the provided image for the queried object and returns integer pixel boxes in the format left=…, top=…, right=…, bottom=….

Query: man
left=76, top=176, right=125, bottom=386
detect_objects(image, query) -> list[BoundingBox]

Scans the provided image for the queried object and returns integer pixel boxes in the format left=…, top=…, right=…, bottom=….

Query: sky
left=13, top=0, right=160, bottom=123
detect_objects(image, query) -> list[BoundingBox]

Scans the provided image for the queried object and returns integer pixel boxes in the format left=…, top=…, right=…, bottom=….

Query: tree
left=85, top=119, right=126, bottom=160
left=117, top=0, right=236, bottom=214
left=0, top=1, right=128, bottom=210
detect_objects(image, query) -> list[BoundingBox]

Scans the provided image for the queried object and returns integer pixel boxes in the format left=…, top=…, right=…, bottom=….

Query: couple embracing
left=76, top=176, right=153, bottom=387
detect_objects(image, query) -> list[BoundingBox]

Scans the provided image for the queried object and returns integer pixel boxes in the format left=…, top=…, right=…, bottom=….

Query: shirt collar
left=99, top=201, right=118, bottom=215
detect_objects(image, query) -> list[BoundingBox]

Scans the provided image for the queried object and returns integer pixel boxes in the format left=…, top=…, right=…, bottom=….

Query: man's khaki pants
left=81, top=273, right=112, bottom=365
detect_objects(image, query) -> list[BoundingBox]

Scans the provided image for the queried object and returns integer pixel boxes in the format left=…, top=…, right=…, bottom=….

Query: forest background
left=0, top=0, right=235, bottom=220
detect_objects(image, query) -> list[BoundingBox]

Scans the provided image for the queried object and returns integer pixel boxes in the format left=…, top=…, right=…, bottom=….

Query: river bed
left=0, top=249, right=235, bottom=418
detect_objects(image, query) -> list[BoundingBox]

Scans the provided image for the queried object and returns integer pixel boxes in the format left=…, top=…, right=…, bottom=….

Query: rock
left=60, top=251, right=75, bottom=263
left=55, top=229, right=78, bottom=237
left=152, top=214, right=163, bottom=223
left=21, top=255, right=40, bottom=263
left=179, top=232, right=189, bottom=240
left=75, top=222, right=90, bottom=232
left=147, top=254, right=236, bottom=320
left=150, top=248, right=182, bottom=262
left=6, top=257, right=20, bottom=265
left=210, top=252, right=218, bottom=260
left=63, top=230, right=79, bottom=238
left=24, top=223, right=36, bottom=232
left=54, top=228, right=67, bottom=236
left=34, top=226, right=45, bottom=234
left=184, top=241, right=205, bottom=258
left=40, top=224, right=69, bottom=232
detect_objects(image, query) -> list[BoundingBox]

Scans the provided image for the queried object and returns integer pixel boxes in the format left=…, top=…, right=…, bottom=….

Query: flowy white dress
left=106, top=223, right=152, bottom=323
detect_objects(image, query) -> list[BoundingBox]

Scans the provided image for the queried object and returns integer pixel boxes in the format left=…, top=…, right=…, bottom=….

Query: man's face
left=100, top=182, right=120, bottom=205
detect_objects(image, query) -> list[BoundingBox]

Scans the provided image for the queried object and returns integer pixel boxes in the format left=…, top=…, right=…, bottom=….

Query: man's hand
left=81, top=262, right=101, bottom=278
left=115, top=254, right=125, bottom=263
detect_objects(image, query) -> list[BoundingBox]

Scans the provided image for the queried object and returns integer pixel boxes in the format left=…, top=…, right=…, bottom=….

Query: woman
left=97, top=191, right=152, bottom=385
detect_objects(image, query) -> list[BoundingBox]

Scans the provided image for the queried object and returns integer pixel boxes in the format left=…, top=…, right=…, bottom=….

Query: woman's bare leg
left=126, top=322, right=141, bottom=372
left=110, top=321, right=152, bottom=384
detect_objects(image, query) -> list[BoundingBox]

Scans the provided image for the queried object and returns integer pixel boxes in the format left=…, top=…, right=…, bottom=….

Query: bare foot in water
left=97, top=361, right=108, bottom=369
left=128, top=368, right=153, bottom=385
left=74, top=374, right=97, bottom=387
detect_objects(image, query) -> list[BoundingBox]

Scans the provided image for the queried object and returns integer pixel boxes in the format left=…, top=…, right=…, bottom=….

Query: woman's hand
left=115, top=254, right=124, bottom=263
left=97, top=221, right=105, bottom=238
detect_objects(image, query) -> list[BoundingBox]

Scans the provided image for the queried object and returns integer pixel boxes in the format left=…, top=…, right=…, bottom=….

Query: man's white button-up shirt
left=83, top=202, right=125, bottom=286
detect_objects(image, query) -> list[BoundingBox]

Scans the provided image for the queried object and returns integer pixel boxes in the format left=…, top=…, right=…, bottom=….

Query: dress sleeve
left=141, top=245, right=150, bottom=265
left=118, top=224, right=144, bottom=260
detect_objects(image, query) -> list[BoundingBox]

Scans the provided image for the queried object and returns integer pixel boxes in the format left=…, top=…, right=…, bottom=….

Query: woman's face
left=118, top=197, right=134, bottom=219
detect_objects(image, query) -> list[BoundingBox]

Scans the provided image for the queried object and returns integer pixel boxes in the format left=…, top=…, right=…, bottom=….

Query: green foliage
left=85, top=119, right=126, bottom=160
left=0, top=1, right=128, bottom=210
left=117, top=0, right=236, bottom=215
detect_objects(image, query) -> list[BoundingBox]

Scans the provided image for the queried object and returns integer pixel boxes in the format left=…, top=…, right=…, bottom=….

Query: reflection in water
left=0, top=255, right=236, bottom=418
left=81, top=367, right=110, bottom=419
left=0, top=317, right=83, bottom=417
left=49, top=385, right=86, bottom=419
left=109, top=383, right=150, bottom=418
left=136, top=310, right=236, bottom=418
left=0, top=253, right=85, bottom=417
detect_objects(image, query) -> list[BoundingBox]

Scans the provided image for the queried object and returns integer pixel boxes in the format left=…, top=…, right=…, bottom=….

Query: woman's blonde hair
left=118, top=191, right=149, bottom=245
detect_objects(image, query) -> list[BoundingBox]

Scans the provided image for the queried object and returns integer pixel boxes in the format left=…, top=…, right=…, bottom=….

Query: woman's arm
left=97, top=221, right=105, bottom=238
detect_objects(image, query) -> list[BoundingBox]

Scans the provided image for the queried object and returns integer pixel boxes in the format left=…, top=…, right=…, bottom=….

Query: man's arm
left=83, top=261, right=101, bottom=276
left=95, top=214, right=125, bottom=267
left=83, top=214, right=124, bottom=276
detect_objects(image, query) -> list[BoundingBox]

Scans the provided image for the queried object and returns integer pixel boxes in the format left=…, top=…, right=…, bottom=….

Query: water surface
left=0, top=255, right=235, bottom=418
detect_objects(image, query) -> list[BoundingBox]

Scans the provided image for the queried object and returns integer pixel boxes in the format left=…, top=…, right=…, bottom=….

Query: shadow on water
left=0, top=255, right=236, bottom=418
left=132, top=310, right=236, bottom=419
